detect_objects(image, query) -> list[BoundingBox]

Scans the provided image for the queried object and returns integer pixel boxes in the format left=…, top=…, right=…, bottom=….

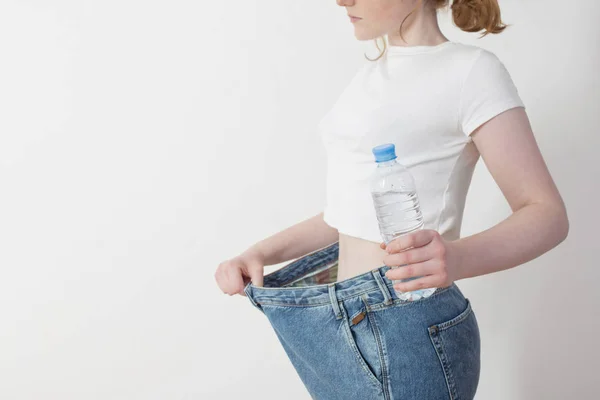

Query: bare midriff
left=335, top=232, right=388, bottom=283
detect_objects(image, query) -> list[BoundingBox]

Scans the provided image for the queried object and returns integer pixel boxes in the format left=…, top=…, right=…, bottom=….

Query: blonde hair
left=366, top=0, right=507, bottom=61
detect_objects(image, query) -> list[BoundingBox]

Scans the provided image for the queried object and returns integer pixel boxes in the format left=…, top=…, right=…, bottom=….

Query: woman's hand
left=379, top=229, right=463, bottom=293
left=214, top=247, right=265, bottom=297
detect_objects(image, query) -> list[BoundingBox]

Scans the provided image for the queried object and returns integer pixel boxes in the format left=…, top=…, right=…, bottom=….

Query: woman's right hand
left=214, top=247, right=265, bottom=297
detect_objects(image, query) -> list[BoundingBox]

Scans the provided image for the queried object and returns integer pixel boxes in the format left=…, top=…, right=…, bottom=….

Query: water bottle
left=369, top=143, right=436, bottom=301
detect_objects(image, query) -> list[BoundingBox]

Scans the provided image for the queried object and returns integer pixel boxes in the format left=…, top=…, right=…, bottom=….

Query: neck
left=387, top=5, right=448, bottom=47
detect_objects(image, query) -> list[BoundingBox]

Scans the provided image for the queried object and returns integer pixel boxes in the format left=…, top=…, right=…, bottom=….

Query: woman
left=215, top=1, right=569, bottom=399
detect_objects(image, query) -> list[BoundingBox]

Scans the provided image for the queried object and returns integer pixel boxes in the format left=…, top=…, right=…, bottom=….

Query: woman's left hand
left=380, top=229, right=463, bottom=293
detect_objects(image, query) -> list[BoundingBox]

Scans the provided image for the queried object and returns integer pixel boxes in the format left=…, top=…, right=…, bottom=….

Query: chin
left=353, top=31, right=379, bottom=41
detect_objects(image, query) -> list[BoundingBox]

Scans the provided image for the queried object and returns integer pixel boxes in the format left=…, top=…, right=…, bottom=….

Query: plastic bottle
left=369, top=143, right=436, bottom=301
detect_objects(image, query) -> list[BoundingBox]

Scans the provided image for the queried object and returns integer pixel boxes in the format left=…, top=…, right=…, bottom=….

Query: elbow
left=562, top=215, right=570, bottom=241
left=556, top=207, right=570, bottom=244
left=536, top=200, right=570, bottom=245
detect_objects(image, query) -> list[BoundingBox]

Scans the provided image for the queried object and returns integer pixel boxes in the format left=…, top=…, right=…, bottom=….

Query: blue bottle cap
left=372, top=143, right=397, bottom=162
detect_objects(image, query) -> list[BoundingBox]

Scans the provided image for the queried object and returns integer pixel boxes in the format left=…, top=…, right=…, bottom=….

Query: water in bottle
left=369, top=143, right=436, bottom=301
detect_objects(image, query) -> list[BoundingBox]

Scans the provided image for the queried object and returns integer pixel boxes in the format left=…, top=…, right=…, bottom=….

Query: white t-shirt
left=319, top=41, right=525, bottom=243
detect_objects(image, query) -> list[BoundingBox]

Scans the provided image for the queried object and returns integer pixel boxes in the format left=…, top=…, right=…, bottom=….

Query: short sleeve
left=459, top=49, right=525, bottom=136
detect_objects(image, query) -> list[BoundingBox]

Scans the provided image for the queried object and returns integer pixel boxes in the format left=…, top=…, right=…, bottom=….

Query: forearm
left=244, top=212, right=339, bottom=267
left=452, top=202, right=569, bottom=281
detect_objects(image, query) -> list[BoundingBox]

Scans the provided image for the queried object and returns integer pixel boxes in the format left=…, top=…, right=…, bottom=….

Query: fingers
left=237, top=268, right=263, bottom=296
left=384, top=259, right=438, bottom=281
left=392, top=274, right=439, bottom=293
left=235, top=274, right=254, bottom=296
left=225, top=267, right=245, bottom=296
left=215, top=262, right=249, bottom=296
left=248, top=263, right=264, bottom=288
left=383, top=245, right=432, bottom=267
left=237, top=276, right=249, bottom=297
left=386, top=229, right=435, bottom=254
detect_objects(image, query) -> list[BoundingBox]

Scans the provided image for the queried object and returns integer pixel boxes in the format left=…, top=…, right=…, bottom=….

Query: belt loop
left=244, top=283, right=264, bottom=314
left=372, top=269, right=394, bottom=306
left=328, top=283, right=342, bottom=320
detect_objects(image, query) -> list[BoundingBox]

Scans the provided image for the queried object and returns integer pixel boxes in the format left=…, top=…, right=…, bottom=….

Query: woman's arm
left=452, top=106, right=569, bottom=280
left=243, top=212, right=339, bottom=267
left=382, top=107, right=569, bottom=290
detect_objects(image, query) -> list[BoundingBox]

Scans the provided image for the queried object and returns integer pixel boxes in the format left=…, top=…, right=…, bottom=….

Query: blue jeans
left=243, top=241, right=481, bottom=400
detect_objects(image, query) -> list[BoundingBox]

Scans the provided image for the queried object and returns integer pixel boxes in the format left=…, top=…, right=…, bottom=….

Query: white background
left=0, top=1, right=598, bottom=399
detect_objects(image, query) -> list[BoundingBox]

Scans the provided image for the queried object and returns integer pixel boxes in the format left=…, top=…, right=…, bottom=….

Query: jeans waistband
left=243, top=241, right=398, bottom=314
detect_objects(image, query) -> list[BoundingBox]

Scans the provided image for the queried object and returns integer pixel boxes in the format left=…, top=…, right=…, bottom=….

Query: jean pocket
left=339, top=295, right=384, bottom=390
left=427, top=298, right=481, bottom=400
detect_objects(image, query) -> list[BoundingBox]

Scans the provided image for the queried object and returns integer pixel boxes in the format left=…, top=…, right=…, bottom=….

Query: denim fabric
left=244, top=241, right=481, bottom=400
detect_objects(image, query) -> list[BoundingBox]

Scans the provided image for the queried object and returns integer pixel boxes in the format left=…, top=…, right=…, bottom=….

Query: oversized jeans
left=243, top=241, right=481, bottom=400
